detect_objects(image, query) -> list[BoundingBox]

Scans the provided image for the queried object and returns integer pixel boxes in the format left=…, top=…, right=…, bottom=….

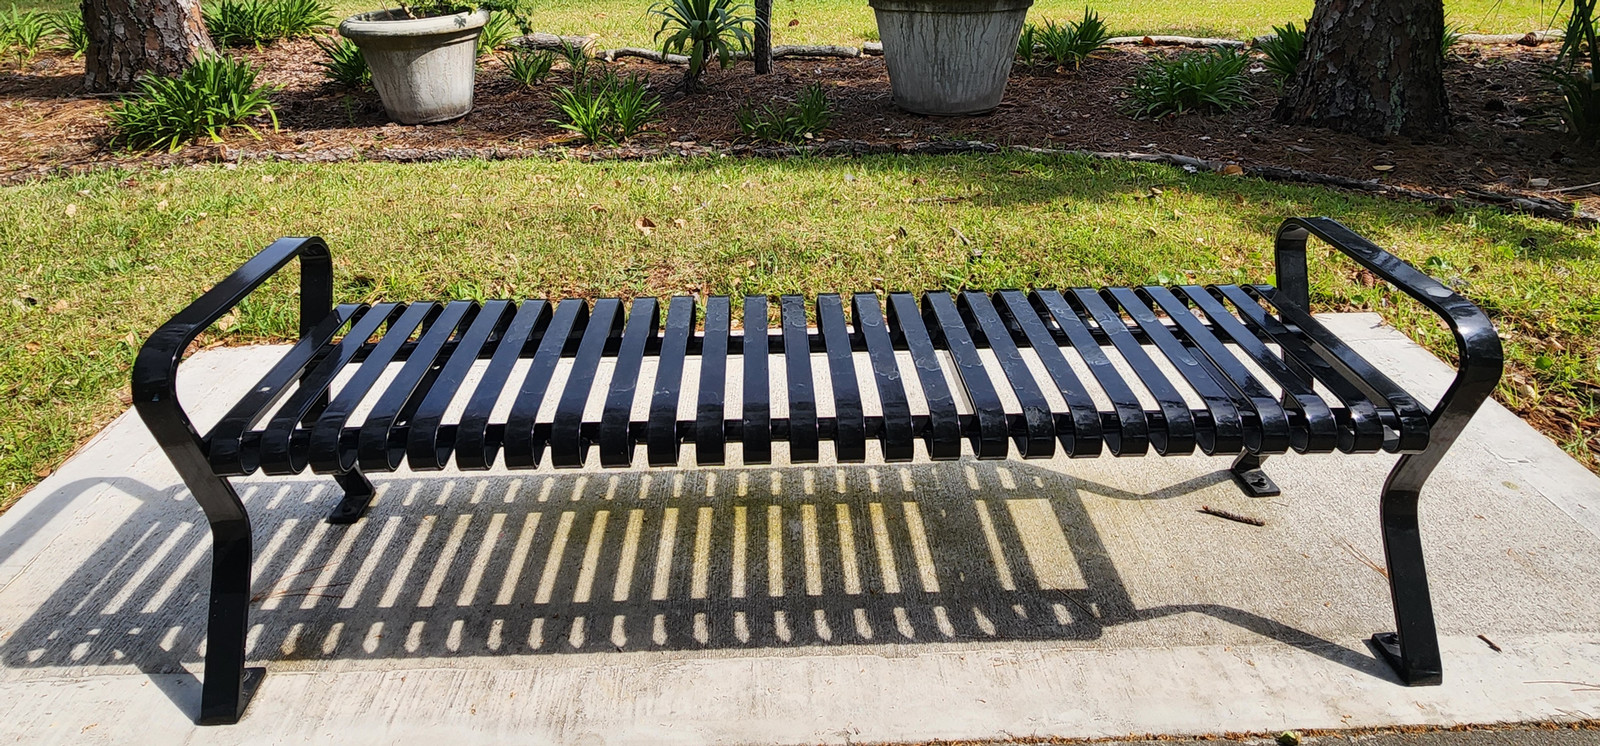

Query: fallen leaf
left=1529, top=178, right=1551, bottom=188
left=673, top=218, right=687, bottom=229
left=1220, top=164, right=1244, bottom=176
left=1372, top=164, right=1395, bottom=172
left=589, top=204, right=607, bottom=213
left=262, top=175, right=275, bottom=183
left=1141, top=35, right=1155, bottom=46
left=116, top=389, right=134, bottom=405
left=155, top=200, right=169, bottom=211
left=65, top=203, right=78, bottom=216
left=51, top=299, right=69, bottom=311
left=449, top=212, right=464, bottom=219
left=635, top=216, right=656, bottom=235
left=24, top=342, right=40, bottom=352
left=788, top=18, right=799, bottom=26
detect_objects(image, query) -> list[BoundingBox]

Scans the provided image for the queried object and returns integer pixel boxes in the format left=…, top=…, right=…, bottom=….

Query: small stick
left=1478, top=634, right=1503, bottom=652
left=1551, top=180, right=1600, bottom=194
left=1199, top=505, right=1265, bottom=526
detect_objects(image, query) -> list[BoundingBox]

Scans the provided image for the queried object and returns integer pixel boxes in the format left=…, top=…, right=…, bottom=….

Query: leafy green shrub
left=550, top=71, right=662, bottom=144
left=1036, top=9, right=1109, bottom=70
left=316, top=35, right=370, bottom=88
left=476, top=10, right=517, bottom=58
left=1, top=5, right=49, bottom=67
left=47, top=10, right=86, bottom=57
left=505, top=46, right=555, bottom=86
left=557, top=37, right=590, bottom=81
left=1015, top=23, right=1036, bottom=67
left=1125, top=47, right=1254, bottom=118
left=736, top=83, right=832, bottom=142
left=109, top=54, right=280, bottom=151
left=650, top=0, right=754, bottom=89
left=1550, top=62, right=1600, bottom=144
left=1255, top=21, right=1303, bottom=89
left=273, top=0, right=332, bottom=37
left=204, top=0, right=330, bottom=47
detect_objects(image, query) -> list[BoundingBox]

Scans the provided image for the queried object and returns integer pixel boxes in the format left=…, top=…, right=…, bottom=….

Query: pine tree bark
left=753, top=0, right=772, bottom=74
left=1274, top=0, right=1449, bottom=136
left=82, top=0, right=214, bottom=92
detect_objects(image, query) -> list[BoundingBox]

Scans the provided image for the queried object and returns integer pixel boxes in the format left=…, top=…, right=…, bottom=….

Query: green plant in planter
left=1125, top=47, right=1254, bottom=118
left=649, top=0, right=755, bottom=91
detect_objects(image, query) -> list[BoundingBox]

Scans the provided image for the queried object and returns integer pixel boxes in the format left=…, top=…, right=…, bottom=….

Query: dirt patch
left=2, top=39, right=1597, bottom=212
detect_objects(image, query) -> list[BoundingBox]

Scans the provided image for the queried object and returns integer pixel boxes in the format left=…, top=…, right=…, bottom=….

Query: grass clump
left=736, top=83, right=832, bottom=142
left=203, top=0, right=332, bottom=48
left=1255, top=21, right=1303, bottom=89
left=109, top=54, right=280, bottom=151
left=46, top=9, right=84, bottom=56
left=505, top=46, right=556, bottom=86
left=1126, top=47, right=1254, bottom=118
left=1036, top=8, right=1111, bottom=70
left=0, top=4, right=49, bottom=67
left=475, top=10, right=518, bottom=58
left=315, top=35, right=370, bottom=88
left=550, top=71, right=662, bottom=144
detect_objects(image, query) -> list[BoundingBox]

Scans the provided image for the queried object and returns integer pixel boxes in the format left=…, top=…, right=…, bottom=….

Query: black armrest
left=1271, top=217, right=1503, bottom=454
left=131, top=237, right=334, bottom=453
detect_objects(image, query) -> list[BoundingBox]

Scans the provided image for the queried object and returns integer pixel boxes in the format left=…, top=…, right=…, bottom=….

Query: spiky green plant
left=0, top=5, right=49, bottom=67
left=649, top=0, right=754, bottom=90
left=109, top=54, right=280, bottom=151
left=549, top=71, right=662, bottom=144
left=475, top=10, right=517, bottom=58
left=316, top=35, right=370, bottom=88
left=736, top=83, right=832, bottom=143
left=1125, top=47, right=1254, bottom=118
left=47, top=10, right=86, bottom=57
left=1256, top=21, right=1304, bottom=89
left=1016, top=22, right=1037, bottom=68
left=1036, top=8, right=1110, bottom=70
left=505, top=46, right=556, bottom=86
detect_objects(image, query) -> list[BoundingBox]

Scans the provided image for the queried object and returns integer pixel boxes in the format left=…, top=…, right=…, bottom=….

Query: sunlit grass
left=1, top=153, right=1594, bottom=508
left=13, top=0, right=1566, bottom=47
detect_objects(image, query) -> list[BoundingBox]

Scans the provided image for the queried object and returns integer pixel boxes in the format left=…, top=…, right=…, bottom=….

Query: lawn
left=1, top=153, right=1595, bottom=510
left=12, top=0, right=1570, bottom=45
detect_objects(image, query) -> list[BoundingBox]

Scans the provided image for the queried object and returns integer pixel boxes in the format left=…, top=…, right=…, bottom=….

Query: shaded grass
left=0, top=153, right=1595, bottom=509
left=11, top=0, right=1567, bottom=47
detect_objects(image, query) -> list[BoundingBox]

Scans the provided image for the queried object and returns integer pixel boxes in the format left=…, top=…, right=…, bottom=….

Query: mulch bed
left=2, top=38, right=1598, bottom=216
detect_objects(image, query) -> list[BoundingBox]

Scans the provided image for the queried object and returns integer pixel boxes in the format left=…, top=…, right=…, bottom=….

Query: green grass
left=16, top=0, right=1570, bottom=46
left=0, top=153, right=1595, bottom=509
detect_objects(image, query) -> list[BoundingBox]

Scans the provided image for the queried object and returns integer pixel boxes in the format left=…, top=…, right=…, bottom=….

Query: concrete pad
left=0, top=313, right=1597, bottom=745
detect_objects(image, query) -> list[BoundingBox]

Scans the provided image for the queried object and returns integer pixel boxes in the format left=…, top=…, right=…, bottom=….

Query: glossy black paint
left=133, top=219, right=1500, bottom=723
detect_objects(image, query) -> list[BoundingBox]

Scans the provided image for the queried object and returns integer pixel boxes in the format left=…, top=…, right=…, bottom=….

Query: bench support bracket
left=327, top=470, right=376, bottom=525
left=1228, top=453, right=1280, bottom=497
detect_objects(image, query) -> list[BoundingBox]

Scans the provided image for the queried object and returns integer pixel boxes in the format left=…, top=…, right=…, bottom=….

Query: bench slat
left=992, top=290, right=1102, bottom=458
left=819, top=294, right=866, bottom=463
left=741, top=296, right=773, bottom=464
left=356, top=300, right=475, bottom=472
left=695, top=296, right=731, bottom=466
left=553, top=298, right=624, bottom=468
left=308, top=301, right=437, bottom=474
left=1211, top=284, right=1384, bottom=453
left=888, top=292, right=961, bottom=460
left=782, top=295, right=821, bottom=463
left=924, top=292, right=1008, bottom=459
left=600, top=298, right=659, bottom=467
left=959, top=290, right=1055, bottom=459
left=649, top=297, right=694, bottom=466
left=406, top=299, right=519, bottom=470
left=852, top=293, right=914, bottom=463
left=1067, top=288, right=1197, bottom=455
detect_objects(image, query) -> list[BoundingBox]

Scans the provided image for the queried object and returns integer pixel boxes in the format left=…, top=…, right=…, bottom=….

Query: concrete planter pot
left=339, top=8, right=489, bottom=124
left=867, top=0, right=1033, bottom=116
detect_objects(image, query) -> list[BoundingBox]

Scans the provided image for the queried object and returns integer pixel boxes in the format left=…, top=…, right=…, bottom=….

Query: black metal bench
left=132, top=217, right=1502, bottom=725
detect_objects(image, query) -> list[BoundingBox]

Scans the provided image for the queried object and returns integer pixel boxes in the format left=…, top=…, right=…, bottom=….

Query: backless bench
left=133, top=217, right=1502, bottom=724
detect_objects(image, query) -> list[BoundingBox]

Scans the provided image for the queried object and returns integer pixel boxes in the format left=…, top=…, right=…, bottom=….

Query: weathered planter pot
left=867, top=0, right=1033, bottom=116
left=339, top=8, right=489, bottom=125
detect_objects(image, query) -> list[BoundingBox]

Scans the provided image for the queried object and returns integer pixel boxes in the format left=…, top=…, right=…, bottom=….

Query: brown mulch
left=2, top=38, right=1598, bottom=214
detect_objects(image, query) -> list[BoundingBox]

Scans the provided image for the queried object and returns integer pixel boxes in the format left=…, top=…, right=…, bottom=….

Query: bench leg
left=1228, top=453, right=1281, bottom=497
left=326, top=470, right=376, bottom=525
left=195, top=485, right=266, bottom=724
left=1369, top=454, right=1444, bottom=686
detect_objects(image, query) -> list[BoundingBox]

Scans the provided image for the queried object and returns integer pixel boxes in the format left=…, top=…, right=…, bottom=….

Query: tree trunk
left=753, top=0, right=772, bottom=74
left=82, top=0, right=214, bottom=92
left=1275, top=0, right=1449, bottom=137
